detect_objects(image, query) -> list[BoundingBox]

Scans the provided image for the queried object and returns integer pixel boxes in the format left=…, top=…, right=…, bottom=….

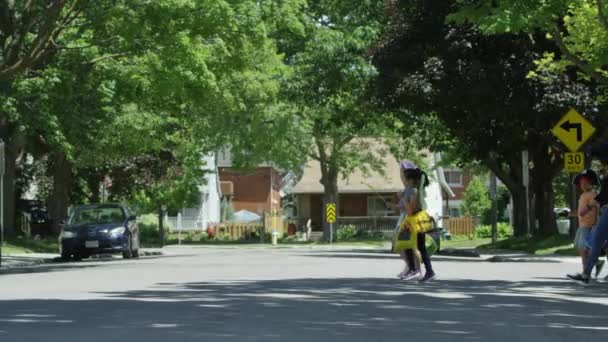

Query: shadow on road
left=1, top=277, right=608, bottom=341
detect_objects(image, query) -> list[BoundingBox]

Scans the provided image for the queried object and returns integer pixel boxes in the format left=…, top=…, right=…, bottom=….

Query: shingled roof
left=291, top=144, right=404, bottom=195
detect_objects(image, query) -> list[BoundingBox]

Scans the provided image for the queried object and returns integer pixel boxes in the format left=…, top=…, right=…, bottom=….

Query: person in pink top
left=572, top=169, right=603, bottom=276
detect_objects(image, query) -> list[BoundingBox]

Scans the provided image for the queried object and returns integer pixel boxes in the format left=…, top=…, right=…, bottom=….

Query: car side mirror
left=128, top=215, right=137, bottom=222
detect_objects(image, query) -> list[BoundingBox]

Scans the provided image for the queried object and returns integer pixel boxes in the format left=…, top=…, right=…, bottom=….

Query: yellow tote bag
left=393, top=210, right=434, bottom=253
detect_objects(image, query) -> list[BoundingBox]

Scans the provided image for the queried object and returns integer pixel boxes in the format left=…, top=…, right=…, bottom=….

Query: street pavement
left=0, top=246, right=607, bottom=342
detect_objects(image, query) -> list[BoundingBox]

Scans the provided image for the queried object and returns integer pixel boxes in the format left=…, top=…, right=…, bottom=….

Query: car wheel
left=60, top=252, right=72, bottom=261
left=122, top=236, right=133, bottom=259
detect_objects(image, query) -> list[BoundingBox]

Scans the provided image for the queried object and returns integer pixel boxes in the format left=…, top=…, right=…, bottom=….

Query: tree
left=1, top=0, right=290, bottom=236
left=272, top=0, right=391, bottom=240
left=461, top=176, right=491, bottom=218
left=449, top=0, right=608, bottom=88
left=372, top=0, right=605, bottom=236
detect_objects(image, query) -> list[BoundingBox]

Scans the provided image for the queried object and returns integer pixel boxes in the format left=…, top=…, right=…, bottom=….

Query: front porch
left=295, top=193, right=397, bottom=232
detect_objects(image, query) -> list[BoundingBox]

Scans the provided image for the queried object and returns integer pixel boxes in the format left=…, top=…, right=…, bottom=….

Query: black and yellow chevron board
left=326, top=203, right=336, bottom=223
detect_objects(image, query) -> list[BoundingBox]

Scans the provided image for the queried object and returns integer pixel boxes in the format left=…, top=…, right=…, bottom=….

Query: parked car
left=59, top=203, right=140, bottom=260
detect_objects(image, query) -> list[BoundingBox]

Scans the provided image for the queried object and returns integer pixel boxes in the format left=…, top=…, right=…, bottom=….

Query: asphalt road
left=0, top=247, right=607, bottom=342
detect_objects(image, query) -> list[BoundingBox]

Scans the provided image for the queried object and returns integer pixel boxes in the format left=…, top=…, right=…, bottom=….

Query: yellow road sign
left=564, top=152, right=585, bottom=173
left=551, top=109, right=596, bottom=152
left=326, top=203, right=336, bottom=223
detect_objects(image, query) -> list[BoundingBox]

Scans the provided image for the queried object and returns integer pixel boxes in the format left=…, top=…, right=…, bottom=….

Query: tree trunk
left=530, top=147, right=559, bottom=236
left=48, top=152, right=73, bottom=236
left=320, top=161, right=339, bottom=242
left=158, top=207, right=165, bottom=247
left=533, top=175, right=557, bottom=236
left=1, top=138, right=17, bottom=237
left=510, top=187, right=529, bottom=237
left=484, top=157, right=529, bottom=237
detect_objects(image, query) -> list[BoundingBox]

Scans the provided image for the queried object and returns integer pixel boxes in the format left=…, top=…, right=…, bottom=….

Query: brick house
left=291, top=148, right=453, bottom=232
left=441, top=168, right=473, bottom=217
left=219, top=167, right=282, bottom=215
left=217, top=148, right=283, bottom=216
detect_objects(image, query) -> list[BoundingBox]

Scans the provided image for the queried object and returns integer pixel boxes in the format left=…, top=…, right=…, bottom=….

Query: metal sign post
left=326, top=203, right=336, bottom=244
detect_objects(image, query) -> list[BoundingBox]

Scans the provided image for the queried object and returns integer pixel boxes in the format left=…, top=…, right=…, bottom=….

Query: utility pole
left=522, top=150, right=531, bottom=236
left=490, top=172, right=498, bottom=244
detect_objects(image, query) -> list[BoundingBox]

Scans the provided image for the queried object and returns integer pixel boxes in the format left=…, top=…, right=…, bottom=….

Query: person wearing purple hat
left=393, top=160, right=435, bottom=282
left=393, top=160, right=420, bottom=278
left=569, top=141, right=608, bottom=284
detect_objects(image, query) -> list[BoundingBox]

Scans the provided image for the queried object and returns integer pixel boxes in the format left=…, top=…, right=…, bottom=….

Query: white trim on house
left=443, top=168, right=464, bottom=188
left=434, top=154, right=456, bottom=198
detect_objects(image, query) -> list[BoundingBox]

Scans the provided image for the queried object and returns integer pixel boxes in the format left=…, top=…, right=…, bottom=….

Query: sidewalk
left=0, top=249, right=164, bottom=272
left=1, top=254, right=51, bottom=269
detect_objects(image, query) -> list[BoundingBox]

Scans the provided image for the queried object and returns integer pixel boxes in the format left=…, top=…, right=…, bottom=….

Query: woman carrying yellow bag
left=393, top=161, right=436, bottom=282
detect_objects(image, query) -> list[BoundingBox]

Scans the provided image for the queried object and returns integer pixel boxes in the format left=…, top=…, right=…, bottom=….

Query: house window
left=367, top=196, right=397, bottom=217
left=449, top=207, right=461, bottom=217
left=444, top=170, right=464, bottom=187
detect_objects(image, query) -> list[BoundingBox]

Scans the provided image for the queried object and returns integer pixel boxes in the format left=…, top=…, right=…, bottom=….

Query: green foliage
left=481, top=184, right=512, bottom=224
left=139, top=222, right=161, bottom=246
left=478, top=234, right=573, bottom=254
left=461, top=176, right=491, bottom=218
left=337, top=226, right=358, bottom=241
left=475, top=223, right=512, bottom=239
left=183, top=232, right=196, bottom=243
left=449, top=0, right=608, bottom=88
left=372, top=0, right=603, bottom=237
left=336, top=226, right=387, bottom=242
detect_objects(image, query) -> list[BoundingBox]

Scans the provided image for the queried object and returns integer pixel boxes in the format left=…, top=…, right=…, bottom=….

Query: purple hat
left=400, top=160, right=418, bottom=170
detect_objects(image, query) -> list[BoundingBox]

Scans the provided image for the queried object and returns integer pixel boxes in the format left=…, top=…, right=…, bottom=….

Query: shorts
left=585, top=226, right=608, bottom=250
left=575, top=227, right=592, bottom=251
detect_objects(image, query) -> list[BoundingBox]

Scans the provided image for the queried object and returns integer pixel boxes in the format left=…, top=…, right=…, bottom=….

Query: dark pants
left=584, top=207, right=608, bottom=275
left=405, top=232, right=434, bottom=274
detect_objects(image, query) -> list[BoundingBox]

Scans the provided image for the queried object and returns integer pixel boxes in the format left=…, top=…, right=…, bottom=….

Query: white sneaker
left=403, top=271, right=422, bottom=281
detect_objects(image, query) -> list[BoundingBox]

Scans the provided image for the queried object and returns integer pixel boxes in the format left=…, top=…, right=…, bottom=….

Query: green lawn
left=2, top=238, right=59, bottom=255
left=477, top=235, right=575, bottom=255
left=441, top=237, right=492, bottom=249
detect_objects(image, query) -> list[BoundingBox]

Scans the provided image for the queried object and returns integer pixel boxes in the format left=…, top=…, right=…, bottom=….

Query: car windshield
left=71, top=207, right=126, bottom=225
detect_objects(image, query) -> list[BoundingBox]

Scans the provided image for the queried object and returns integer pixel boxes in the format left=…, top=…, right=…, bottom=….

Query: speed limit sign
left=564, top=152, right=584, bottom=173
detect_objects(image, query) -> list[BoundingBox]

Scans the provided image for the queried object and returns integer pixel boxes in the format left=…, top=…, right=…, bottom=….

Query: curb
left=486, top=255, right=562, bottom=263
left=437, top=248, right=481, bottom=258
left=0, top=250, right=165, bottom=274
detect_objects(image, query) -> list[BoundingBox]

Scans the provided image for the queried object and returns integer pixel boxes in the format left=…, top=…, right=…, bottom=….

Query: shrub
left=475, top=223, right=512, bottom=239
left=461, top=176, right=491, bottom=217
left=140, top=223, right=160, bottom=245
left=183, top=232, right=195, bottom=243
left=337, top=226, right=358, bottom=241
left=356, top=230, right=387, bottom=240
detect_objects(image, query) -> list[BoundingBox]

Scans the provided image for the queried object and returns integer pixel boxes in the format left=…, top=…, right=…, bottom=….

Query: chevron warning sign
left=326, top=203, right=336, bottom=223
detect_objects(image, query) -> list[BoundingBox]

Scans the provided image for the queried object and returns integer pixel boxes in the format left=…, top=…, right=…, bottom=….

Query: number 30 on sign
left=564, top=152, right=585, bottom=173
